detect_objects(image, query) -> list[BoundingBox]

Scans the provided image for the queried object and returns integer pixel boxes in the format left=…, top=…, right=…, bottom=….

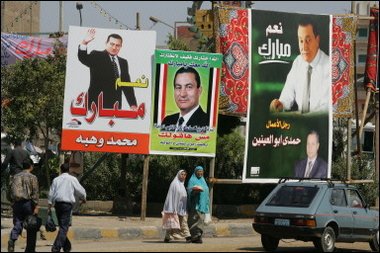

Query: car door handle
left=333, top=210, right=338, bottom=213
left=353, top=211, right=357, bottom=215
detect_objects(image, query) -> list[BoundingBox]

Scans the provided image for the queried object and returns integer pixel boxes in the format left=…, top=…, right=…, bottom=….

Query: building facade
left=1, top=1, right=40, bottom=34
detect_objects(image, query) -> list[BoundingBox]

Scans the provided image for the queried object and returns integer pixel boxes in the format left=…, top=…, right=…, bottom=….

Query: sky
left=40, top=1, right=352, bottom=46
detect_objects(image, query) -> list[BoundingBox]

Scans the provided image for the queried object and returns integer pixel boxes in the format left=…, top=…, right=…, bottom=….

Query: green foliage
left=1, top=39, right=67, bottom=188
left=148, top=154, right=209, bottom=202
left=1, top=40, right=66, bottom=140
left=34, top=154, right=60, bottom=192
left=197, top=36, right=215, bottom=53
left=74, top=120, right=257, bottom=205
left=332, top=154, right=377, bottom=206
left=332, top=118, right=347, bottom=161
left=81, top=152, right=121, bottom=201
left=213, top=130, right=276, bottom=205
left=165, top=29, right=214, bottom=52
left=331, top=117, right=377, bottom=206
left=166, top=34, right=191, bottom=51
left=215, top=131, right=245, bottom=179
left=77, top=152, right=211, bottom=203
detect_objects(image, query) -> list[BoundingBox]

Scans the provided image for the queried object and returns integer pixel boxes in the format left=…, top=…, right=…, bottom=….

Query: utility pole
left=136, top=12, right=140, bottom=30
left=59, top=1, right=63, bottom=33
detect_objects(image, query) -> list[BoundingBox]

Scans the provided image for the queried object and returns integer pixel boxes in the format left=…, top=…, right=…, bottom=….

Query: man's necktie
left=112, top=56, right=119, bottom=79
left=301, top=64, right=312, bottom=113
left=178, top=117, right=184, bottom=126
left=304, top=161, right=313, bottom=178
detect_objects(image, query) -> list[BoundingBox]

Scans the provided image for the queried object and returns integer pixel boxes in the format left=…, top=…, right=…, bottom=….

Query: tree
left=166, top=34, right=191, bottom=51
left=1, top=39, right=67, bottom=188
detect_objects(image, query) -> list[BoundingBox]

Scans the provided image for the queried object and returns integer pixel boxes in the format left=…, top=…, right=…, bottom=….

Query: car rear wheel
left=313, top=226, right=335, bottom=252
left=369, top=230, right=379, bottom=252
left=261, top=234, right=279, bottom=251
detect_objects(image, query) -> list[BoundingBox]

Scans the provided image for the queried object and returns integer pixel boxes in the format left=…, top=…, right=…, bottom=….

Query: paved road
left=2, top=235, right=374, bottom=252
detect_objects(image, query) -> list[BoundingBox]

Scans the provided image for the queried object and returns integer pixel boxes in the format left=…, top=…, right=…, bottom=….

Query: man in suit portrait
left=161, top=67, right=209, bottom=132
left=293, top=130, right=328, bottom=178
left=269, top=17, right=330, bottom=114
left=78, top=28, right=137, bottom=110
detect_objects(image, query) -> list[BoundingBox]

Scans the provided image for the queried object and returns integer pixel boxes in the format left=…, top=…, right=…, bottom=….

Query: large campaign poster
left=61, top=26, right=156, bottom=154
left=243, top=10, right=332, bottom=183
left=150, top=50, right=222, bottom=157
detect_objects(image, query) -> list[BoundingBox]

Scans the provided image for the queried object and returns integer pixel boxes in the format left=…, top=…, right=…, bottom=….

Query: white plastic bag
left=204, top=213, right=212, bottom=225
left=161, top=212, right=180, bottom=230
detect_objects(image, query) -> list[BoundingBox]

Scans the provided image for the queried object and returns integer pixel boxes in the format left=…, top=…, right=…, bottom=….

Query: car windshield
left=266, top=185, right=319, bottom=207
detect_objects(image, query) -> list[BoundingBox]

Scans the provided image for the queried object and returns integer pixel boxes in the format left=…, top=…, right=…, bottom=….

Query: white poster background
left=63, top=26, right=156, bottom=133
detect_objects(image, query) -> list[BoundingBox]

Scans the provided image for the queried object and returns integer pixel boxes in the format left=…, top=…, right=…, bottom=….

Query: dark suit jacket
left=78, top=48, right=137, bottom=109
left=161, top=106, right=209, bottom=132
left=293, top=156, right=328, bottom=178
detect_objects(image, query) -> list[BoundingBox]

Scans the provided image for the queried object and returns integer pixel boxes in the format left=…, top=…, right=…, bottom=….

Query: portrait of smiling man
left=78, top=28, right=137, bottom=110
left=269, top=16, right=330, bottom=114
left=161, top=67, right=209, bottom=132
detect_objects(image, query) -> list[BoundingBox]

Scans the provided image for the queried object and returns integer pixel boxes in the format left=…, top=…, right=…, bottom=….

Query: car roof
left=276, top=177, right=358, bottom=189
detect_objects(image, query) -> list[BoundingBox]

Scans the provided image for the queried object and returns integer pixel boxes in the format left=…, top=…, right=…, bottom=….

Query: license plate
left=274, top=218, right=290, bottom=226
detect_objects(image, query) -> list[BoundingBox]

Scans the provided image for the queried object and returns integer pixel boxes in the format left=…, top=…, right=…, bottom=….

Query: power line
left=2, top=1, right=39, bottom=32
left=90, top=1, right=134, bottom=30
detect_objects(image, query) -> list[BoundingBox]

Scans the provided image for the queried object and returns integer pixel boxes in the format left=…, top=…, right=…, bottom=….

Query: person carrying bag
left=162, top=170, right=192, bottom=243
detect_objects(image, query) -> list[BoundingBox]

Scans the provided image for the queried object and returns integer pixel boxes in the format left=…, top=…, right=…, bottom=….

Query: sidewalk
left=1, top=213, right=256, bottom=248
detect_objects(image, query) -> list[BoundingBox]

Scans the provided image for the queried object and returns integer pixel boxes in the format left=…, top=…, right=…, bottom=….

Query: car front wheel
left=313, top=226, right=336, bottom=252
left=369, top=229, right=379, bottom=252
left=261, top=234, right=279, bottom=251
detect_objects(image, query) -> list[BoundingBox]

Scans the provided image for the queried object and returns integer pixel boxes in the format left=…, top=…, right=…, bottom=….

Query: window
left=358, top=54, right=367, bottom=63
left=358, top=28, right=368, bottom=38
left=363, top=131, right=374, bottom=152
left=330, top=189, right=347, bottom=206
left=266, top=186, right=319, bottom=207
left=347, top=189, right=363, bottom=208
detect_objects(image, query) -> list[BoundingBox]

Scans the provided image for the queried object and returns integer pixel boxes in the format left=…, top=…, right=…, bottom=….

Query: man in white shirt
left=269, top=17, right=330, bottom=114
left=48, top=163, right=86, bottom=252
left=68, top=151, right=84, bottom=215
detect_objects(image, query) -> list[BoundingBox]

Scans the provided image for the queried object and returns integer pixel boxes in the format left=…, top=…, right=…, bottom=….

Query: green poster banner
left=150, top=50, right=222, bottom=157
left=243, top=10, right=332, bottom=183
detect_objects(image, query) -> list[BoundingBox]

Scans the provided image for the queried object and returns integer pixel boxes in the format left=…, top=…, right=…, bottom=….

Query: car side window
left=347, top=189, right=363, bottom=208
left=330, top=189, right=347, bottom=206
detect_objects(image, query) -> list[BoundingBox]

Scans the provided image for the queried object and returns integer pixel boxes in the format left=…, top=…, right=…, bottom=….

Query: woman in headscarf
left=162, top=170, right=191, bottom=243
left=187, top=166, right=210, bottom=244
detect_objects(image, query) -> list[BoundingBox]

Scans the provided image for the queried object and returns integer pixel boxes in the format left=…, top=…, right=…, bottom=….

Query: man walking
left=8, top=157, right=39, bottom=252
left=1, top=139, right=30, bottom=177
left=48, top=163, right=86, bottom=252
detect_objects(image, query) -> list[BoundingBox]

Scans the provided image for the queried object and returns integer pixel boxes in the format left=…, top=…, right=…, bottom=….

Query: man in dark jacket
left=1, top=140, right=30, bottom=176
left=8, top=157, right=39, bottom=252
left=161, top=67, right=209, bottom=133
left=78, top=28, right=137, bottom=110
left=293, top=131, right=328, bottom=178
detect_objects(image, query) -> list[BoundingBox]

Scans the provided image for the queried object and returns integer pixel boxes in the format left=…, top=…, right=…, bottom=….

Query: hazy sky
left=40, top=1, right=352, bottom=45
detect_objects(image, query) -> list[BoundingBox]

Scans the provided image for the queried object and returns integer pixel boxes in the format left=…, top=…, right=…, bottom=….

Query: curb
left=1, top=223, right=255, bottom=245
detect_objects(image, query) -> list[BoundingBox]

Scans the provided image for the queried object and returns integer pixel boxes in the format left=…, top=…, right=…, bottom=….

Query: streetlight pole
left=149, top=16, right=174, bottom=29
left=76, top=2, right=83, bottom=27
left=149, top=16, right=175, bottom=41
